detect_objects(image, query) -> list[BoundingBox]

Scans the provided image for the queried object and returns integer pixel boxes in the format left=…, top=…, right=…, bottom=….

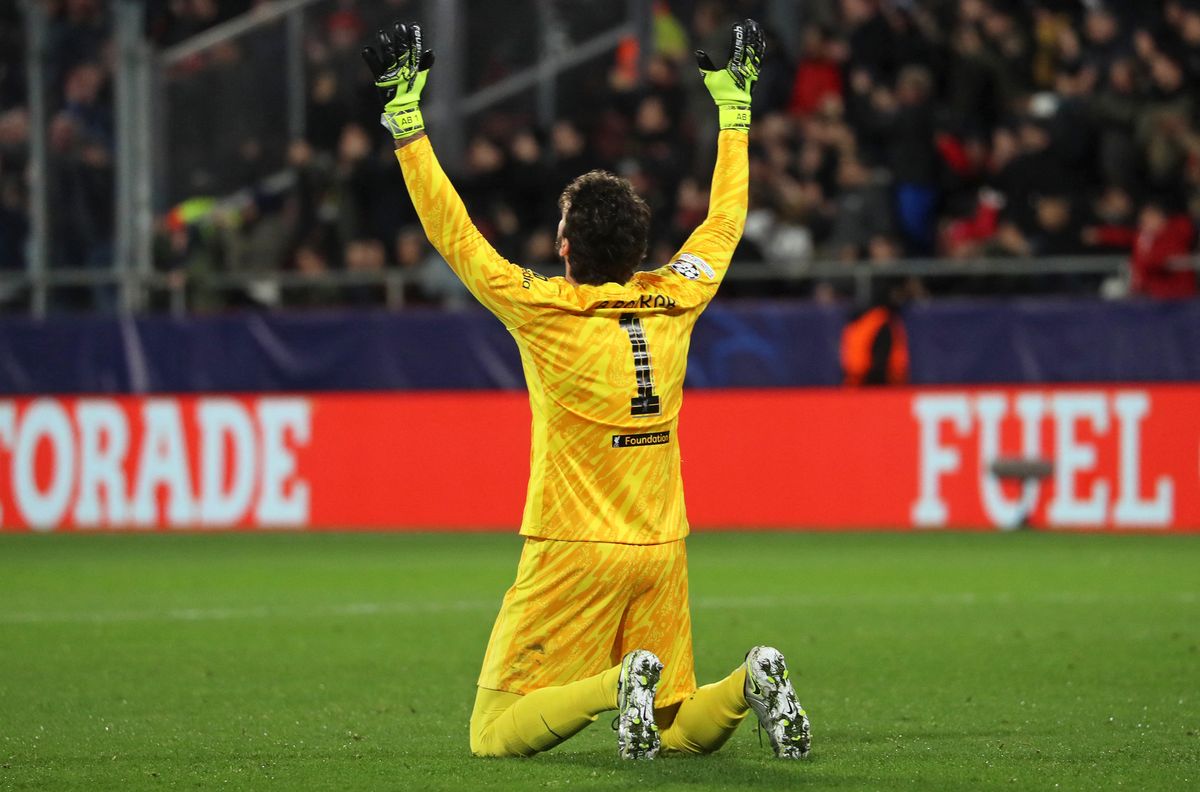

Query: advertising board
left=0, top=386, right=1195, bottom=532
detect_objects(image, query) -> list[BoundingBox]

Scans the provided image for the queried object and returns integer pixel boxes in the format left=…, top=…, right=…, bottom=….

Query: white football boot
left=743, top=645, right=811, bottom=758
left=615, top=649, right=663, bottom=759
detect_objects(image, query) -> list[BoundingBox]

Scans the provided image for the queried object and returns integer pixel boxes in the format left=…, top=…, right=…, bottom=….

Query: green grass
left=0, top=532, right=1197, bottom=791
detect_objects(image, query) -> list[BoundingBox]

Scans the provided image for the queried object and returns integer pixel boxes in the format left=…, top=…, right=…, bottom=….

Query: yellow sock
left=470, top=666, right=621, bottom=757
left=660, top=666, right=749, bottom=754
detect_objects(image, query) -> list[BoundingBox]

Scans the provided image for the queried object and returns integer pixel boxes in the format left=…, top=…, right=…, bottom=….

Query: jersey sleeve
left=395, top=137, right=555, bottom=329
left=658, top=130, right=749, bottom=301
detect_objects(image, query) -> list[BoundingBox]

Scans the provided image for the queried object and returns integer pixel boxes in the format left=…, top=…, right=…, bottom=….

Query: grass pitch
left=0, top=532, right=1197, bottom=791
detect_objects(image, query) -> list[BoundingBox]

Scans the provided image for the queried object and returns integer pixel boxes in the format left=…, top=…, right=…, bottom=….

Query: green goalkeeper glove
left=361, top=22, right=435, bottom=140
left=695, top=19, right=766, bottom=132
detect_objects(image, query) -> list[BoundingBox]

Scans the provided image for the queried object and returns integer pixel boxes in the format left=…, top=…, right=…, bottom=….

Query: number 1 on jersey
left=619, top=314, right=662, bottom=417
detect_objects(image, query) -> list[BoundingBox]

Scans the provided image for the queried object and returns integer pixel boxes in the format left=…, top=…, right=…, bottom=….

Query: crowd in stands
left=0, top=0, right=257, bottom=306
left=0, top=0, right=283, bottom=306
left=0, top=0, right=33, bottom=283
left=1, top=0, right=1199, bottom=312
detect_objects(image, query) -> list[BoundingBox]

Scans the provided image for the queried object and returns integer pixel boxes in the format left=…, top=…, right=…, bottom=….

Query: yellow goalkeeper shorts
left=477, top=537, right=697, bottom=708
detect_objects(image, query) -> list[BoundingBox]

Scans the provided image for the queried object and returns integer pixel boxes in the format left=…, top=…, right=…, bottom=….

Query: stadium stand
left=1, top=0, right=1198, bottom=312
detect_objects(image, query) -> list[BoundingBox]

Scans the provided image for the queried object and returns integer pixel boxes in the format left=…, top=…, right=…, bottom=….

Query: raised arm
left=673, top=131, right=749, bottom=286
left=666, top=20, right=763, bottom=295
left=394, top=135, right=539, bottom=323
left=363, top=22, right=546, bottom=328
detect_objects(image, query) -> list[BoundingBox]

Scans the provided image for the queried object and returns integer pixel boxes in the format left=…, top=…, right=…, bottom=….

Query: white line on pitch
left=0, top=591, right=1194, bottom=626
left=0, top=599, right=497, bottom=625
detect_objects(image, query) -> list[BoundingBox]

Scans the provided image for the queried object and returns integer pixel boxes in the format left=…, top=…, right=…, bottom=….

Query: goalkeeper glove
left=361, top=22, right=435, bottom=140
left=695, top=19, right=766, bottom=132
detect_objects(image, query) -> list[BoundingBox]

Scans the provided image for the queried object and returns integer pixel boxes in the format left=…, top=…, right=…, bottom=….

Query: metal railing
left=722, top=254, right=1140, bottom=302
left=2, top=254, right=1177, bottom=317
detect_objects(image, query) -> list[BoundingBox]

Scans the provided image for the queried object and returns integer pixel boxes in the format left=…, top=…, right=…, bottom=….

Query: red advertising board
left=0, top=386, right=1196, bottom=532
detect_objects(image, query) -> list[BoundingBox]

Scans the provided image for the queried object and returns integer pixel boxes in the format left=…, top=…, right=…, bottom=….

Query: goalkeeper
left=363, top=19, right=811, bottom=760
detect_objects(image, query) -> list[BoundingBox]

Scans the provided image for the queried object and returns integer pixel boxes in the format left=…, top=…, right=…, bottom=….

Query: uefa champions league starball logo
left=670, top=253, right=713, bottom=281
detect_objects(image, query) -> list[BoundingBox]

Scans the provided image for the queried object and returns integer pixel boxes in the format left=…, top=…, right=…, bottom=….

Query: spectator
left=842, top=0, right=896, bottom=78
left=826, top=155, right=893, bottom=260
left=1081, top=185, right=1137, bottom=253
left=48, top=0, right=109, bottom=84
left=840, top=278, right=911, bottom=387
left=1090, top=57, right=1142, bottom=189
left=1085, top=196, right=1198, bottom=298
left=506, top=130, right=550, bottom=230
left=851, top=65, right=940, bottom=254
left=1081, top=2, right=1127, bottom=73
left=1176, top=0, right=1200, bottom=82
left=1137, top=49, right=1194, bottom=189
left=307, top=70, right=352, bottom=154
left=547, top=120, right=596, bottom=197
left=946, top=23, right=1001, bottom=133
left=867, top=235, right=903, bottom=265
left=788, top=26, right=845, bottom=118
left=49, top=62, right=115, bottom=309
left=288, top=242, right=341, bottom=308
left=1130, top=200, right=1197, bottom=299
left=977, top=0, right=1033, bottom=105
left=991, top=118, right=1073, bottom=232
left=1004, top=191, right=1101, bottom=293
left=343, top=237, right=387, bottom=306
left=331, top=123, right=382, bottom=247
left=395, top=225, right=471, bottom=308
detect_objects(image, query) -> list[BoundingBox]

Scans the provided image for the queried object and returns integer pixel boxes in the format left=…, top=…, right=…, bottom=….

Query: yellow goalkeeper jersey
left=397, top=130, right=748, bottom=545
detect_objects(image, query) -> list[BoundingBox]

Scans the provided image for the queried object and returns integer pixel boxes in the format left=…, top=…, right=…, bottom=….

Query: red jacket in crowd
left=789, top=59, right=842, bottom=117
left=1093, top=214, right=1197, bottom=299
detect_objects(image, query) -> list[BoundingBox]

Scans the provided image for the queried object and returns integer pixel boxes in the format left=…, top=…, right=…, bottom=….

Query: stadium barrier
left=1, top=299, right=1199, bottom=393
left=0, top=385, right=1195, bottom=533
left=0, top=253, right=1140, bottom=317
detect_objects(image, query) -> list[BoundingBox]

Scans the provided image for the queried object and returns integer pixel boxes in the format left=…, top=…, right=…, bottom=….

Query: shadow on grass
left=466, top=749, right=875, bottom=789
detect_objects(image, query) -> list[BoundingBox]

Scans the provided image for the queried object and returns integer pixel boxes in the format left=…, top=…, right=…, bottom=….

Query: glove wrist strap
left=718, top=105, right=751, bottom=131
left=381, top=107, right=425, bottom=139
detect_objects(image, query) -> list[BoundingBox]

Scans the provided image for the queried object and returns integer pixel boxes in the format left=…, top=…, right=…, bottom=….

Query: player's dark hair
left=558, top=171, right=651, bottom=285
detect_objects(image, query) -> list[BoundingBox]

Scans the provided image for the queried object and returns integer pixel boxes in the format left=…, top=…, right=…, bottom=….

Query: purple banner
left=0, top=299, right=1196, bottom=394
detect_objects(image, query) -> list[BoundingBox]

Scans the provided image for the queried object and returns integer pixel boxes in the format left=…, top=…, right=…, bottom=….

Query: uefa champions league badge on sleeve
left=670, top=253, right=715, bottom=281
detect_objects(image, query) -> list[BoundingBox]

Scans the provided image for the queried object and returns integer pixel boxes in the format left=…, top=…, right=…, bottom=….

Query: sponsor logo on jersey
left=611, top=431, right=671, bottom=448
left=670, top=253, right=714, bottom=281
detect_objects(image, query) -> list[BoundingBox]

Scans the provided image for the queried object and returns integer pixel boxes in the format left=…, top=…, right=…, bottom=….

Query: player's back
left=510, top=267, right=709, bottom=545
left=394, top=129, right=749, bottom=544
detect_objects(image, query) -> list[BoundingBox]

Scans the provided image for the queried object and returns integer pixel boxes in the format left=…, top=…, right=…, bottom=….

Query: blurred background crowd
left=1, top=0, right=1198, bottom=312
